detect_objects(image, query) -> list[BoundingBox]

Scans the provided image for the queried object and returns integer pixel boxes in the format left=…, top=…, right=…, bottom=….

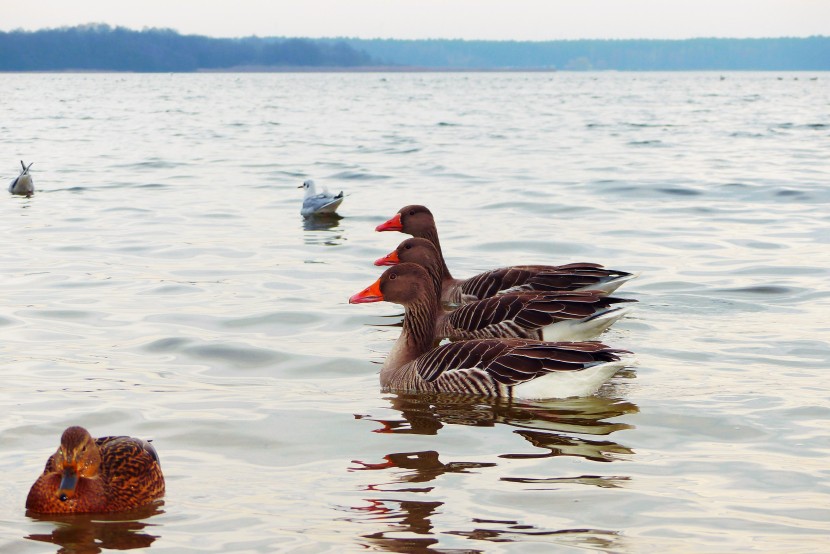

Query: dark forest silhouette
left=1, top=25, right=827, bottom=71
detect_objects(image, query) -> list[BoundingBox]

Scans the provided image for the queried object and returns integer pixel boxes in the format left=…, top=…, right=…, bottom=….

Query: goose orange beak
left=349, top=278, right=384, bottom=304
left=375, top=213, right=402, bottom=232
left=374, top=250, right=399, bottom=266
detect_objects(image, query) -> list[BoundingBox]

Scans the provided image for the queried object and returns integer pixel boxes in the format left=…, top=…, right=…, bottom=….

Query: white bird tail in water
left=8, top=160, right=34, bottom=196
left=512, top=353, right=636, bottom=399
left=542, top=305, right=635, bottom=342
left=577, top=272, right=640, bottom=295
left=299, top=179, right=344, bottom=217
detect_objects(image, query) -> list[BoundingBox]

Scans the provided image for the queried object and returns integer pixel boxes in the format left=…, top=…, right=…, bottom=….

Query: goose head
left=375, top=205, right=436, bottom=236
left=349, top=263, right=434, bottom=307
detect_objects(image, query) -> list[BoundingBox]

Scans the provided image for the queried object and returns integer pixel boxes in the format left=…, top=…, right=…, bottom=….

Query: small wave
left=625, top=122, right=680, bottom=128
left=714, top=285, right=795, bottom=295
left=114, top=159, right=186, bottom=170
left=628, top=140, right=665, bottom=147
left=329, top=171, right=389, bottom=180
left=655, top=187, right=702, bottom=196
left=135, top=183, right=170, bottom=189
left=730, top=131, right=765, bottom=138
left=775, top=189, right=808, bottom=198
left=771, top=122, right=828, bottom=131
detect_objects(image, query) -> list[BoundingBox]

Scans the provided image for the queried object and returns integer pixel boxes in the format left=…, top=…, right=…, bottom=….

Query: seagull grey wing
left=302, top=193, right=343, bottom=216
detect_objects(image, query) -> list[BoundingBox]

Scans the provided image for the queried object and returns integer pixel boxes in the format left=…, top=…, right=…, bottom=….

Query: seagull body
left=299, top=179, right=343, bottom=217
left=9, top=160, right=34, bottom=196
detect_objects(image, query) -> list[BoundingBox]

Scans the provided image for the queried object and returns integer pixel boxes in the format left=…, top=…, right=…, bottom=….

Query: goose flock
left=20, top=192, right=636, bottom=515
left=350, top=204, right=637, bottom=400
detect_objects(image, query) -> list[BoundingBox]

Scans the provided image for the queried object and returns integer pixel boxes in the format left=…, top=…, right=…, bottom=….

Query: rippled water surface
left=1, top=72, right=829, bottom=553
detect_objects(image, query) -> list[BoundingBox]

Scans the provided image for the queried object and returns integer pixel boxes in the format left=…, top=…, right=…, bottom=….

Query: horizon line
left=1, top=23, right=827, bottom=42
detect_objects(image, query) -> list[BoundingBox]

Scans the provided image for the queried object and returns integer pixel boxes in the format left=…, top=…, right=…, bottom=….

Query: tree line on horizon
left=0, top=24, right=375, bottom=71
left=1, top=24, right=828, bottom=71
left=342, top=36, right=830, bottom=71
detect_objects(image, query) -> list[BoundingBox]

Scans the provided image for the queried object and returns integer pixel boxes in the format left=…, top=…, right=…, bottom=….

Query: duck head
left=52, top=426, right=103, bottom=502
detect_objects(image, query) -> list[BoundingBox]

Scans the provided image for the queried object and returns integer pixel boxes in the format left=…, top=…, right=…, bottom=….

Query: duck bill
left=58, top=466, right=79, bottom=499
left=374, top=250, right=400, bottom=266
left=349, top=279, right=384, bottom=304
left=375, top=213, right=402, bottom=232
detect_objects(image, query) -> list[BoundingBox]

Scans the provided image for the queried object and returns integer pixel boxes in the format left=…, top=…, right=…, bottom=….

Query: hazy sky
left=2, top=0, right=828, bottom=40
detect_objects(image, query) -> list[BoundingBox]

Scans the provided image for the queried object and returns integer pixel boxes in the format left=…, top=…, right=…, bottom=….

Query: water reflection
left=353, top=499, right=447, bottom=553
left=351, top=450, right=497, bottom=488
left=347, top=393, right=635, bottom=552
left=447, top=523, right=621, bottom=551
left=360, top=392, right=637, bottom=441
left=351, top=496, right=622, bottom=553
left=25, top=503, right=163, bottom=553
left=504, top=429, right=634, bottom=462
left=301, top=213, right=344, bottom=245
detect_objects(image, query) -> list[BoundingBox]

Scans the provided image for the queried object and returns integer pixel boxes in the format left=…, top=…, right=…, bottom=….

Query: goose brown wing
left=444, top=292, right=603, bottom=334
left=525, top=265, right=633, bottom=293
left=483, top=341, right=625, bottom=385
left=460, top=267, right=544, bottom=301
left=460, top=264, right=632, bottom=300
left=414, top=339, right=625, bottom=386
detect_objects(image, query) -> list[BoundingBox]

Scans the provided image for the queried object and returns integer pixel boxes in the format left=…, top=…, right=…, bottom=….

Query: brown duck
left=350, top=263, right=632, bottom=398
left=375, top=205, right=636, bottom=305
left=26, top=426, right=165, bottom=514
left=375, top=237, right=636, bottom=341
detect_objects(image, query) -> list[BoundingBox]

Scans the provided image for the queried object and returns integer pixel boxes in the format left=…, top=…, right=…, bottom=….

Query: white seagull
left=299, top=179, right=344, bottom=217
left=8, top=160, right=34, bottom=197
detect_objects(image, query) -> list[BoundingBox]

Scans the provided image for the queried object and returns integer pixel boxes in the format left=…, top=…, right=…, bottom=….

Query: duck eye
left=389, top=273, right=397, bottom=280
left=409, top=210, right=415, bottom=216
left=404, top=244, right=411, bottom=249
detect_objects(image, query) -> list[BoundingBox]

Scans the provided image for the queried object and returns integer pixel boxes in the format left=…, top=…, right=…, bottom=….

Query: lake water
left=1, top=71, right=828, bottom=553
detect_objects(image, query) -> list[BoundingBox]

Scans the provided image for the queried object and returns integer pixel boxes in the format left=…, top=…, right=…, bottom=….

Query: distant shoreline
left=2, top=27, right=828, bottom=72
left=3, top=68, right=827, bottom=74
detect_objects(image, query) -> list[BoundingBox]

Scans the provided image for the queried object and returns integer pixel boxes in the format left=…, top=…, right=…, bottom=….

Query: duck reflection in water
left=25, top=503, right=163, bottom=552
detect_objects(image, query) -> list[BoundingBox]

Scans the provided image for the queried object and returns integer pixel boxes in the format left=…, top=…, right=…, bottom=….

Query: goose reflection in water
left=350, top=495, right=622, bottom=553
left=357, top=391, right=637, bottom=457
left=25, top=503, right=163, bottom=552
left=346, top=394, right=634, bottom=551
left=351, top=450, right=497, bottom=487
left=353, top=498, right=445, bottom=553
